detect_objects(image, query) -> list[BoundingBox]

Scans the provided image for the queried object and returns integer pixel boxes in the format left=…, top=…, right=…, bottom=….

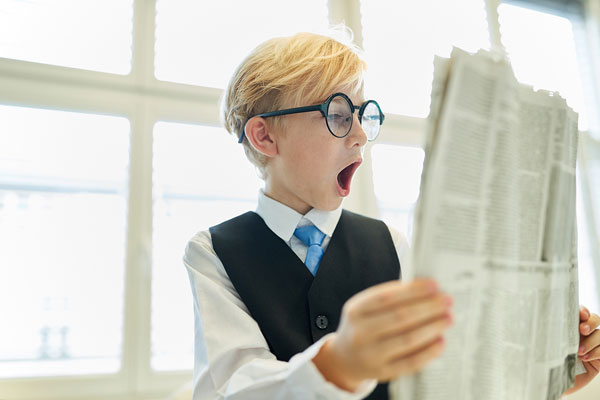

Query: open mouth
left=336, top=160, right=362, bottom=197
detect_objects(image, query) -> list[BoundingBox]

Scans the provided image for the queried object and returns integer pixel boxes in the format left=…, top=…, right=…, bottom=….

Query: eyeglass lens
left=325, top=95, right=381, bottom=140
left=361, top=101, right=381, bottom=140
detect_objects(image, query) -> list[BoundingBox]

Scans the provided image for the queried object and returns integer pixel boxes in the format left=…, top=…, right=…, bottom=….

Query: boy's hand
left=563, top=305, right=600, bottom=396
left=312, top=278, right=453, bottom=391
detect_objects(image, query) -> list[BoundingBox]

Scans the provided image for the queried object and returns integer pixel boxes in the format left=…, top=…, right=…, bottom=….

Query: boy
left=184, top=31, right=600, bottom=399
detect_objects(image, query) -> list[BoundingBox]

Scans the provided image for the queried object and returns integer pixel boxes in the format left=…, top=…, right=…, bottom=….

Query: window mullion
left=127, top=1, right=158, bottom=393
left=132, top=0, right=157, bottom=87
left=328, top=0, right=363, bottom=48
left=121, top=99, right=154, bottom=396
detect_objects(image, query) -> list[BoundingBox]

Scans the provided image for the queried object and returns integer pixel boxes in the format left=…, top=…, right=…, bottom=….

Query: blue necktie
left=293, top=225, right=326, bottom=276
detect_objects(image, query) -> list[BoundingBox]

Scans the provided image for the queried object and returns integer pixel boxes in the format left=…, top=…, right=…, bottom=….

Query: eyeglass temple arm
left=238, top=104, right=324, bottom=143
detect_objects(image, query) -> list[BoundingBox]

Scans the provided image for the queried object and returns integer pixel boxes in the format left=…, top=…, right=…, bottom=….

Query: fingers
left=580, top=305, right=591, bottom=322
left=334, top=279, right=450, bottom=382
left=580, top=312, right=600, bottom=336
left=378, top=314, right=453, bottom=361
left=348, top=278, right=439, bottom=316
left=583, top=359, right=600, bottom=374
left=580, top=345, right=600, bottom=362
left=364, top=293, right=452, bottom=339
left=381, top=337, right=446, bottom=380
left=579, top=330, right=600, bottom=361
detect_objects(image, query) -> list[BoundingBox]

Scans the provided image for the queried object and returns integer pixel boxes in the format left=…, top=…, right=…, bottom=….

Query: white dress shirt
left=183, top=190, right=410, bottom=400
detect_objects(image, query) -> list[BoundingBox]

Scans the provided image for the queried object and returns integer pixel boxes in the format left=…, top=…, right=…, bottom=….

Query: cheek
left=293, top=150, right=324, bottom=182
left=281, top=120, right=338, bottom=181
left=299, top=142, right=334, bottom=172
left=280, top=142, right=317, bottom=183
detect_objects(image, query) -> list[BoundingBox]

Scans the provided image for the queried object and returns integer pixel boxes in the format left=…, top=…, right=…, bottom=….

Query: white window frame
left=0, top=1, right=219, bottom=398
left=0, top=0, right=598, bottom=398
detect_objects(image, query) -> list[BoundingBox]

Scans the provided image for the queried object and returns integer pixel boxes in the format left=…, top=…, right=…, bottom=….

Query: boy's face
left=265, top=90, right=368, bottom=214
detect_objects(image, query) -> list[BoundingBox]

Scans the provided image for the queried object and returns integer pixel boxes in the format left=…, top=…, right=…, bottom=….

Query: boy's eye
left=327, top=114, right=351, bottom=128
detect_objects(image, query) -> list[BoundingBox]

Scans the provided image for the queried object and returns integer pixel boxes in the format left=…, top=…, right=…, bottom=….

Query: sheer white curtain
left=577, top=0, right=600, bottom=310
left=578, top=133, right=600, bottom=310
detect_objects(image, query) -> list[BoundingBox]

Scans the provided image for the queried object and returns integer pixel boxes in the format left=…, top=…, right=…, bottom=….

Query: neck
left=264, top=181, right=311, bottom=215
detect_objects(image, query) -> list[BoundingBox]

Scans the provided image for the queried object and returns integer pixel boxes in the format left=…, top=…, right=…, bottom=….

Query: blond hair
left=222, top=29, right=366, bottom=176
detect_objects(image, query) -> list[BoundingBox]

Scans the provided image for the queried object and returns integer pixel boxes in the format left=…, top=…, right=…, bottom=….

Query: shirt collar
left=255, top=189, right=342, bottom=242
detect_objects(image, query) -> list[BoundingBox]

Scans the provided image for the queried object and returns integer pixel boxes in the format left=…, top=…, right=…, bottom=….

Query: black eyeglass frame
left=238, top=92, right=385, bottom=143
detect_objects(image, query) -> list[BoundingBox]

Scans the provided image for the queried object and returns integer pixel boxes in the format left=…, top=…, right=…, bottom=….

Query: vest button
left=315, top=315, right=329, bottom=330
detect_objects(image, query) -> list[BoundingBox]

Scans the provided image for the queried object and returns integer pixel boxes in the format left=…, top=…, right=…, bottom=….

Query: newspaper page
left=390, top=48, right=581, bottom=400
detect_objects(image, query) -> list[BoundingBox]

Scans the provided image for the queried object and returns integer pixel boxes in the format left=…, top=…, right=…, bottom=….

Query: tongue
left=338, top=164, right=354, bottom=190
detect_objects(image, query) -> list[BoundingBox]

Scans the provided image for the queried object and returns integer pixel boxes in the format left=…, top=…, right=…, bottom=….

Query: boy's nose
left=346, top=114, right=368, bottom=148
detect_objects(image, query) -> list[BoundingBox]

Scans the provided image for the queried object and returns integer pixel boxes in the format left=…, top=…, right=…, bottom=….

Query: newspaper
left=390, top=48, right=583, bottom=400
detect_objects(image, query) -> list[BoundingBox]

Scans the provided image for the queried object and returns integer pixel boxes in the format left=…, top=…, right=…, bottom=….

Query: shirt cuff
left=287, top=333, right=378, bottom=399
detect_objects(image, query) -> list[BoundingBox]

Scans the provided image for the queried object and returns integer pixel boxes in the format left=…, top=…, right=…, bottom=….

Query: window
left=499, top=0, right=600, bottom=312
left=0, top=0, right=133, bottom=74
left=360, top=0, right=490, bottom=117
left=0, top=0, right=333, bottom=396
left=154, top=0, right=329, bottom=88
left=499, top=2, right=589, bottom=129
left=0, top=105, right=129, bottom=378
left=371, top=145, right=424, bottom=240
left=151, top=122, right=261, bottom=371
left=1, top=1, right=599, bottom=398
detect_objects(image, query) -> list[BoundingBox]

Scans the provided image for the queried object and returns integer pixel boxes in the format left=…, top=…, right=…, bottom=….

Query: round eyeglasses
left=238, top=92, right=385, bottom=143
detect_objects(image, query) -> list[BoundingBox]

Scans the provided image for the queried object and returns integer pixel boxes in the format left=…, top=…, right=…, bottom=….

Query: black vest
left=210, top=209, right=401, bottom=399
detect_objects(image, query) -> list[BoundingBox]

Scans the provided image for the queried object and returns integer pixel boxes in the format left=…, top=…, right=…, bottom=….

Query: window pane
left=154, top=0, right=329, bottom=88
left=0, top=105, right=130, bottom=377
left=151, top=122, right=262, bottom=371
left=499, top=3, right=588, bottom=129
left=371, top=145, right=425, bottom=240
left=0, top=0, right=133, bottom=74
left=361, top=0, right=489, bottom=117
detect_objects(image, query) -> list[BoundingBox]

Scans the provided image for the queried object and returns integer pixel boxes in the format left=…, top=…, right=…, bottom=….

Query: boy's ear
left=244, top=117, right=278, bottom=158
